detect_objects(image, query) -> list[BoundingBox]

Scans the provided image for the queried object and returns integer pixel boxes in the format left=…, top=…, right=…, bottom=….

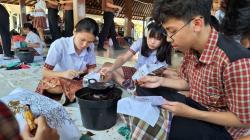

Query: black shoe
left=97, top=47, right=107, bottom=51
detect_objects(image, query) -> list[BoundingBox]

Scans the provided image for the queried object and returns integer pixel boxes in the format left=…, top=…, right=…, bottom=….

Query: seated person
left=11, top=30, right=25, bottom=43
left=124, top=0, right=250, bottom=140
left=0, top=101, right=59, bottom=140
left=100, top=22, right=172, bottom=86
left=21, top=23, right=44, bottom=56
left=36, top=18, right=99, bottom=103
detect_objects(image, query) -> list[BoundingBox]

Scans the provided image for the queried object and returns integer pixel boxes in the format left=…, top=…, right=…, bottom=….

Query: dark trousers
left=136, top=86, right=233, bottom=140
left=64, top=10, right=74, bottom=37
left=98, top=12, right=120, bottom=49
left=48, top=8, right=61, bottom=41
left=0, top=4, right=12, bottom=57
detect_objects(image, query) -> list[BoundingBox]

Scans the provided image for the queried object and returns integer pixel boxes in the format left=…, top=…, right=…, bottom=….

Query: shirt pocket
left=205, top=86, right=225, bottom=107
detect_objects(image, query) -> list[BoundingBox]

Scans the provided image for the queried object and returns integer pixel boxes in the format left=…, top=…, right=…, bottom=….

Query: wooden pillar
left=73, top=0, right=86, bottom=25
left=19, top=0, right=27, bottom=27
left=124, top=0, right=133, bottom=37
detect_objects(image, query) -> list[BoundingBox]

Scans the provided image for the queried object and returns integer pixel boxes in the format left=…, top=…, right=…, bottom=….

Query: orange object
left=23, top=105, right=37, bottom=133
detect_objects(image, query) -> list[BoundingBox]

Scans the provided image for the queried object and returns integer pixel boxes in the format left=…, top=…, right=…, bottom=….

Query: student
left=36, top=18, right=99, bottom=103
left=127, top=0, right=250, bottom=139
left=22, top=23, right=44, bottom=56
left=33, top=0, right=47, bottom=41
left=100, top=22, right=172, bottom=85
left=215, top=0, right=228, bottom=24
left=0, top=101, right=59, bottom=140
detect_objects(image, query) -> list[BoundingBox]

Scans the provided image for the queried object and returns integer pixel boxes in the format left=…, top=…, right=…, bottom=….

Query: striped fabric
left=33, top=16, right=47, bottom=29
left=120, top=108, right=172, bottom=140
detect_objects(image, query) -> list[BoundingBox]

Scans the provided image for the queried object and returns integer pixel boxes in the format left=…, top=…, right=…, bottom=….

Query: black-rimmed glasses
left=167, top=18, right=194, bottom=42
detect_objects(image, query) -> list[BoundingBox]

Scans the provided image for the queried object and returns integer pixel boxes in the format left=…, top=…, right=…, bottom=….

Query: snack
left=23, top=104, right=37, bottom=133
left=132, top=63, right=166, bottom=81
left=149, top=66, right=167, bottom=76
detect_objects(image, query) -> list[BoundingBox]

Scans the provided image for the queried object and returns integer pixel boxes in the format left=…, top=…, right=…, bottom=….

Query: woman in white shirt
left=22, top=23, right=44, bottom=56
left=100, top=22, right=172, bottom=86
left=36, top=18, right=99, bottom=104
left=33, top=0, right=47, bottom=41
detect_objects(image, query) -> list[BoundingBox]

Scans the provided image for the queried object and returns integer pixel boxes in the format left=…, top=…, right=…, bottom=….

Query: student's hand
left=162, top=69, right=178, bottom=79
left=22, top=116, right=59, bottom=140
left=137, top=76, right=164, bottom=88
left=161, top=101, right=198, bottom=117
left=99, top=67, right=112, bottom=81
left=62, top=70, right=80, bottom=79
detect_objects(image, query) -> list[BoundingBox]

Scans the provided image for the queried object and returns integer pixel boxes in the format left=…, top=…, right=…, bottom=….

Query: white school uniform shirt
left=25, top=31, right=44, bottom=55
left=34, top=0, right=47, bottom=17
left=45, top=36, right=96, bottom=72
left=129, top=38, right=167, bottom=69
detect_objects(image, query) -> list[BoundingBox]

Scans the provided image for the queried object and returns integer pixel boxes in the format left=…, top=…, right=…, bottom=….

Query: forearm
left=161, top=78, right=189, bottom=91
left=110, top=56, right=130, bottom=71
left=28, top=43, right=40, bottom=48
left=42, top=68, right=63, bottom=78
left=192, top=110, right=250, bottom=128
left=87, top=67, right=95, bottom=73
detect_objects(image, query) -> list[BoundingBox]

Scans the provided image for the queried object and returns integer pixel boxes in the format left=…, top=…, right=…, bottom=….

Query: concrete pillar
left=73, top=0, right=86, bottom=25
left=19, top=0, right=26, bottom=27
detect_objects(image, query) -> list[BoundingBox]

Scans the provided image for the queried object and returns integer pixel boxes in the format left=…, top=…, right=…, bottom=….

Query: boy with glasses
left=126, top=0, right=250, bottom=139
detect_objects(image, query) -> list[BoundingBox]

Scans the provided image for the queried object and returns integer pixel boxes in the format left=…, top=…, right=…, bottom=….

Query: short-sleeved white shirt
left=129, top=38, right=167, bottom=69
left=34, top=0, right=46, bottom=17
left=44, top=37, right=96, bottom=72
left=25, top=31, right=44, bottom=55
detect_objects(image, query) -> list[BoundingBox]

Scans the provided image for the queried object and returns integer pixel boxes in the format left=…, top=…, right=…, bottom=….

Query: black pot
left=87, top=79, right=115, bottom=94
left=75, top=87, right=122, bottom=130
left=16, top=49, right=34, bottom=63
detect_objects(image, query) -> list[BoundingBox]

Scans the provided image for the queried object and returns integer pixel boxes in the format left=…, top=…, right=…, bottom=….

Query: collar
left=67, top=37, right=75, bottom=55
left=198, top=28, right=219, bottom=64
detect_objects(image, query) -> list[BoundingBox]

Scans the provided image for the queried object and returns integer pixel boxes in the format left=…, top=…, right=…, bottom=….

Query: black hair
left=221, top=0, right=250, bottom=36
left=75, top=17, right=99, bottom=37
left=23, top=23, right=39, bottom=35
left=152, top=0, right=211, bottom=25
left=210, top=15, right=220, bottom=31
left=10, top=29, right=20, bottom=36
left=141, top=22, right=172, bottom=65
left=26, top=14, right=32, bottom=21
